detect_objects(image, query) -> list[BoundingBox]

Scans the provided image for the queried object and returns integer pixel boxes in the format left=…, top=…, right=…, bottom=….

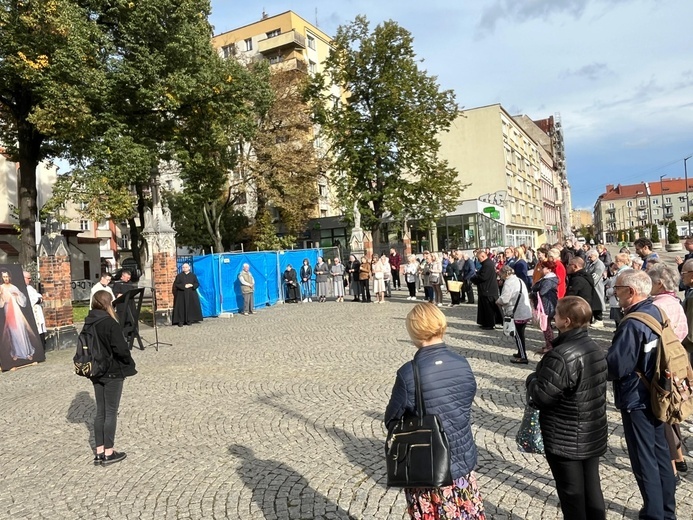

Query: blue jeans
left=621, top=408, right=676, bottom=519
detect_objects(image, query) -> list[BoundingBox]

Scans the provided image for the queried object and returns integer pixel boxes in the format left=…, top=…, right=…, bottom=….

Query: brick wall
left=152, top=252, right=177, bottom=311
left=39, top=254, right=73, bottom=328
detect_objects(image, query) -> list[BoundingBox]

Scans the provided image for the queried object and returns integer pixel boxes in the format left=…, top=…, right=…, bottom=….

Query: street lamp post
left=660, top=174, right=668, bottom=245
left=685, top=156, right=692, bottom=237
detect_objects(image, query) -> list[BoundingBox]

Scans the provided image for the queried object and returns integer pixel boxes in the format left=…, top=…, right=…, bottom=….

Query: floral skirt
left=404, top=472, right=486, bottom=520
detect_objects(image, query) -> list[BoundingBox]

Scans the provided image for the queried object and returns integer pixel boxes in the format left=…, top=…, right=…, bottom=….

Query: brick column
left=363, top=231, right=374, bottom=259
left=152, top=251, right=177, bottom=324
left=39, top=234, right=78, bottom=351
left=403, top=234, right=412, bottom=256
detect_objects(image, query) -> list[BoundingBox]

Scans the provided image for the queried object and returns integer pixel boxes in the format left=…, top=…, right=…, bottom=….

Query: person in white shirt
left=90, top=272, right=114, bottom=309
left=23, top=271, right=46, bottom=346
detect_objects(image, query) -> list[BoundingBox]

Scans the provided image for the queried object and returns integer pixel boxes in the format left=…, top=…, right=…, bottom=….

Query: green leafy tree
left=239, top=68, right=323, bottom=242
left=44, top=0, right=231, bottom=266
left=308, top=16, right=460, bottom=243
left=668, top=221, right=679, bottom=244
left=651, top=224, right=660, bottom=243
left=173, top=56, right=272, bottom=253
left=250, top=209, right=296, bottom=251
left=628, top=229, right=636, bottom=242
left=0, top=0, right=106, bottom=264
left=165, top=190, right=249, bottom=252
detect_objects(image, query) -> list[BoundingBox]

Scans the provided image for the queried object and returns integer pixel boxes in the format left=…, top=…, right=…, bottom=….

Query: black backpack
left=74, top=316, right=112, bottom=378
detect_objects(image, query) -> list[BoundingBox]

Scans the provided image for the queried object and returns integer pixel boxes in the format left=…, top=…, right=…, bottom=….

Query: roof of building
left=213, top=10, right=332, bottom=42
left=0, top=240, right=19, bottom=256
left=598, top=178, right=693, bottom=201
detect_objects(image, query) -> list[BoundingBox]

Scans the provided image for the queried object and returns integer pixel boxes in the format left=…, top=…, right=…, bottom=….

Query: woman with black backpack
left=86, top=290, right=137, bottom=465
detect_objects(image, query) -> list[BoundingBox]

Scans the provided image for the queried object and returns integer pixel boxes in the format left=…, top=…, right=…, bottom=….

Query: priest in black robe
left=283, top=264, right=300, bottom=303
left=172, top=263, right=203, bottom=326
left=470, top=250, right=502, bottom=329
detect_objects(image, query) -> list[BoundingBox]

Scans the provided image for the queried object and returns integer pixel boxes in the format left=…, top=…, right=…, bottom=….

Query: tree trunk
left=17, top=120, right=43, bottom=266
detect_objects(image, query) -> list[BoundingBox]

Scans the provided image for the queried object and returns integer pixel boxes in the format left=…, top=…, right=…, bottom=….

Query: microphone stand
left=142, top=286, right=173, bottom=351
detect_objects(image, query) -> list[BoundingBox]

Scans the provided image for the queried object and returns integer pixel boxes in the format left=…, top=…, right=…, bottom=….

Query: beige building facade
left=437, top=104, right=546, bottom=248
left=212, top=10, right=339, bottom=220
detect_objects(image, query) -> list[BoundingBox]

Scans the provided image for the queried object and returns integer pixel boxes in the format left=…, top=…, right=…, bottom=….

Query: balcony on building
left=258, top=29, right=306, bottom=55
left=664, top=211, right=674, bottom=219
left=606, top=217, right=617, bottom=224
left=606, top=207, right=616, bottom=214
left=268, top=56, right=308, bottom=73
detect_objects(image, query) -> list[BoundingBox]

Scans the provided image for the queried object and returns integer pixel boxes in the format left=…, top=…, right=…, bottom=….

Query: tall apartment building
left=594, top=179, right=693, bottom=243
left=437, top=104, right=548, bottom=248
left=211, top=10, right=339, bottom=221
left=570, top=209, right=593, bottom=231
left=514, top=115, right=566, bottom=245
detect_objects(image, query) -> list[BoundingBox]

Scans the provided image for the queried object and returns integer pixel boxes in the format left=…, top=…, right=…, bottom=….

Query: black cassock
left=283, top=269, right=300, bottom=302
left=172, top=272, right=203, bottom=325
left=471, top=258, right=502, bottom=328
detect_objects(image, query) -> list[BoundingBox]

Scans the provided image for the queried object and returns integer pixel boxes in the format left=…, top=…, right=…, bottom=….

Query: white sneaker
left=590, top=320, right=604, bottom=329
left=308, top=298, right=312, bottom=302
left=437, top=303, right=443, bottom=307
left=302, top=298, right=308, bottom=303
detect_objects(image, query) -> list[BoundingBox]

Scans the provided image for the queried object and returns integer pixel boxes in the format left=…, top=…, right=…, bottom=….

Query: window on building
left=269, top=54, right=282, bottom=64
left=627, top=200, right=633, bottom=207
left=266, top=29, right=280, bottom=38
left=608, top=202, right=615, bottom=209
left=653, top=209, right=659, bottom=216
left=98, top=220, right=109, bottom=230
left=308, top=60, right=316, bottom=73
left=666, top=197, right=672, bottom=203
left=244, top=38, right=252, bottom=51
left=307, top=34, right=315, bottom=50
left=119, top=234, right=130, bottom=250
left=320, top=209, right=327, bottom=218
left=680, top=206, right=686, bottom=213
left=639, top=199, right=646, bottom=206
left=319, top=184, right=327, bottom=197
left=235, top=192, right=247, bottom=205
left=221, top=45, right=234, bottom=59
left=79, top=219, right=90, bottom=231
left=652, top=198, right=659, bottom=205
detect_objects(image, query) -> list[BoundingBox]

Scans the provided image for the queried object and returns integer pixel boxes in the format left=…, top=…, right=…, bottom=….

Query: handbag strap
left=512, top=281, right=523, bottom=315
left=412, top=359, right=426, bottom=418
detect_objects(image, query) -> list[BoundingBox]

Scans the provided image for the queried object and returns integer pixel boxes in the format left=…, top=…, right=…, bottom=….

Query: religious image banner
left=0, top=265, right=46, bottom=371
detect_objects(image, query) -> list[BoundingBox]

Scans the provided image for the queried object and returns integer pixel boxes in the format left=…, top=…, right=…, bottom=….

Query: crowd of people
left=385, top=236, right=693, bottom=519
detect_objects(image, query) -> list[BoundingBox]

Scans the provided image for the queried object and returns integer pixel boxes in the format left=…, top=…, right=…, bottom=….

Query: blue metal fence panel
left=192, top=254, right=221, bottom=317
left=192, top=249, right=322, bottom=317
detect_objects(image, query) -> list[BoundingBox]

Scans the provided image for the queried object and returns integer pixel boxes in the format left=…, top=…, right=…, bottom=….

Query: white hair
left=647, top=263, right=680, bottom=292
left=617, top=269, right=652, bottom=297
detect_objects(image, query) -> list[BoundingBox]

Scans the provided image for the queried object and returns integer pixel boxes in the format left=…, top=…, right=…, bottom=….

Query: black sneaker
left=102, top=451, right=127, bottom=465
left=93, top=453, right=104, bottom=466
left=512, top=353, right=521, bottom=359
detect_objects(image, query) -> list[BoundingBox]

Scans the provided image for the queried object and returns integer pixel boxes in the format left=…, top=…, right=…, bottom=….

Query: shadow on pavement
left=228, top=444, right=356, bottom=520
left=66, top=390, right=96, bottom=450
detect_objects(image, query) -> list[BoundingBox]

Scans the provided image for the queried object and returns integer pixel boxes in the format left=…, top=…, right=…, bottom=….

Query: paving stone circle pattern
left=1, top=290, right=691, bottom=519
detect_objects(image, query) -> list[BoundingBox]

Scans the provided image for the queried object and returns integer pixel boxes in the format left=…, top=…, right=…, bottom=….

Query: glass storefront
left=431, top=213, right=504, bottom=251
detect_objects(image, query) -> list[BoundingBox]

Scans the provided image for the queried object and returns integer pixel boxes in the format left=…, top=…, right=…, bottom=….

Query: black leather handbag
left=385, top=360, right=453, bottom=488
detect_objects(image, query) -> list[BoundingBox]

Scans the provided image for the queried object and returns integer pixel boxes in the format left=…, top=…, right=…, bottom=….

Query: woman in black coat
left=87, top=290, right=137, bottom=465
left=526, top=296, right=608, bottom=520
left=385, top=303, right=485, bottom=519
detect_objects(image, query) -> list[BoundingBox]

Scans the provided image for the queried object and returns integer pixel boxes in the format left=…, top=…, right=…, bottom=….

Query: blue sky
left=209, top=0, right=693, bottom=210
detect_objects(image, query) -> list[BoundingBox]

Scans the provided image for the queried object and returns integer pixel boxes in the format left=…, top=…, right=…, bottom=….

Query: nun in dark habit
left=283, top=264, right=300, bottom=303
left=172, top=263, right=203, bottom=326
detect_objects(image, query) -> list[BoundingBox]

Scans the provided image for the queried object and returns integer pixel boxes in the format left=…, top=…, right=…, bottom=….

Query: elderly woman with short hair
left=585, top=249, right=606, bottom=328
left=496, top=265, right=532, bottom=364
left=385, top=303, right=485, bottom=519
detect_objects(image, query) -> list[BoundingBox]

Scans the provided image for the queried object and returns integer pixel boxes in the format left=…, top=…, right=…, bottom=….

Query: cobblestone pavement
left=1, top=290, right=692, bottom=519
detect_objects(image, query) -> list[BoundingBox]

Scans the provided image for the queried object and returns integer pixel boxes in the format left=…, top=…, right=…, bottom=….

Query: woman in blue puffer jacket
left=385, top=303, right=485, bottom=519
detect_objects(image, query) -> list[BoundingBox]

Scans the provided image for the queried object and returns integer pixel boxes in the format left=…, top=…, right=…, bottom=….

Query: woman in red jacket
left=548, top=248, right=567, bottom=299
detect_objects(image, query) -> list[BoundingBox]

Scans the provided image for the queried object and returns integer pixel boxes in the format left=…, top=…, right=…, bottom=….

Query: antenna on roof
left=315, top=7, right=319, bottom=27
left=261, top=8, right=268, bottom=20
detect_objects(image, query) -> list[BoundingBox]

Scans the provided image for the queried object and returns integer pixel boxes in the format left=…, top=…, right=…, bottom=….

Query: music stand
left=139, top=287, right=172, bottom=352
left=113, top=287, right=145, bottom=350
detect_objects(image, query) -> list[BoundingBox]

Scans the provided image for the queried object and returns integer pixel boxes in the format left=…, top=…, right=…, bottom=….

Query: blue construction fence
left=189, top=249, right=323, bottom=317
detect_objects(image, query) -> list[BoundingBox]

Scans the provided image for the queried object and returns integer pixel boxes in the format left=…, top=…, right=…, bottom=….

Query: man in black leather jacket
left=527, top=296, right=608, bottom=520
left=566, top=257, right=600, bottom=314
